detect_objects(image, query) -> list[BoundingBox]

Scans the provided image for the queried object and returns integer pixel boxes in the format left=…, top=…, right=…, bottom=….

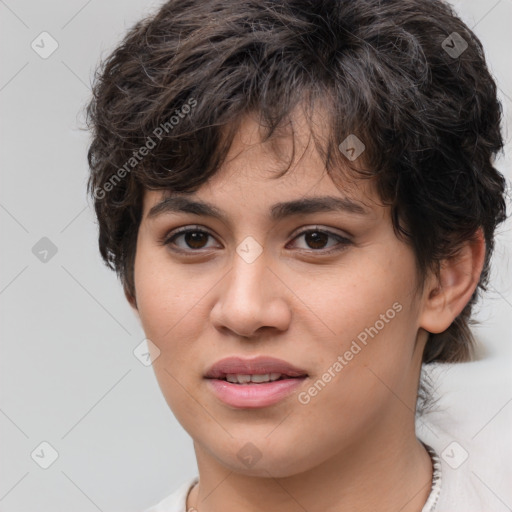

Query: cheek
left=314, top=253, right=414, bottom=343
left=133, top=241, right=196, bottom=340
left=132, top=244, right=216, bottom=390
left=310, top=252, right=420, bottom=395
left=133, top=248, right=204, bottom=416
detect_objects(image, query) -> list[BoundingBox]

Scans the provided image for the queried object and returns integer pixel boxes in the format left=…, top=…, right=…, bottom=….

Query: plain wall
left=0, top=0, right=511, bottom=510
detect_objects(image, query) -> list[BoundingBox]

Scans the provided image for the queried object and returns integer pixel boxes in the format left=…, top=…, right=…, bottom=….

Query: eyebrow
left=147, top=193, right=369, bottom=222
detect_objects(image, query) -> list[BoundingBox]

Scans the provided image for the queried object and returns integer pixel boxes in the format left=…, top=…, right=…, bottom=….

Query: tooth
left=224, top=373, right=284, bottom=384
left=250, top=374, right=270, bottom=383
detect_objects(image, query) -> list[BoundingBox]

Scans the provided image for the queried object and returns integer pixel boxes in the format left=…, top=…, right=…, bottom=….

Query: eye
left=160, top=225, right=352, bottom=255
left=287, top=227, right=352, bottom=254
left=161, top=226, right=218, bottom=252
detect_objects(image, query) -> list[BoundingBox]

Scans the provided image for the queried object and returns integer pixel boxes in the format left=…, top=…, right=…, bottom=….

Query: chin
left=216, top=442, right=315, bottom=478
left=225, top=459, right=307, bottom=479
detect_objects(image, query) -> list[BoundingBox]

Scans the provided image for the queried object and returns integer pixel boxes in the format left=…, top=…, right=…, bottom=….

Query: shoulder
left=417, top=360, right=512, bottom=512
left=142, top=477, right=199, bottom=512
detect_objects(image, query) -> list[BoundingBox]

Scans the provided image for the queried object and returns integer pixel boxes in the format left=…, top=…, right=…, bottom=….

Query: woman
left=85, top=0, right=510, bottom=510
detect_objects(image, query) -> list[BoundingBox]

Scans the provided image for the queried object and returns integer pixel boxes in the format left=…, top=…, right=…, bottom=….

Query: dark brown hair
left=85, top=0, right=507, bottom=364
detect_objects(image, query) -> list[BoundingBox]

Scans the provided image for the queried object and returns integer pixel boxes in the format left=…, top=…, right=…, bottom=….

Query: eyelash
left=160, top=225, right=352, bottom=256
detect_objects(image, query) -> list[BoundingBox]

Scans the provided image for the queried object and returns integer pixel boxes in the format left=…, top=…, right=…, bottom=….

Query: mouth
left=204, top=355, right=308, bottom=380
left=212, top=373, right=306, bottom=384
left=204, top=356, right=309, bottom=408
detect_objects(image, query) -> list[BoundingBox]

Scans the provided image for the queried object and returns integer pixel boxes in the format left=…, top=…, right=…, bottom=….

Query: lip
left=204, top=356, right=308, bottom=379
left=204, top=356, right=308, bottom=409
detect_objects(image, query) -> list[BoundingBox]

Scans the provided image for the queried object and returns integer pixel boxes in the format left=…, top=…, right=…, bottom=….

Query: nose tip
left=210, top=256, right=292, bottom=338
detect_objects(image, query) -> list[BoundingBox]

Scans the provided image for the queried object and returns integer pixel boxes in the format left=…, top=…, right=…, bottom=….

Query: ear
left=419, top=228, right=486, bottom=334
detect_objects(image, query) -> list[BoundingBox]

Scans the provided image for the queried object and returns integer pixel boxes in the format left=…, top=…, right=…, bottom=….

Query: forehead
left=141, top=110, right=382, bottom=221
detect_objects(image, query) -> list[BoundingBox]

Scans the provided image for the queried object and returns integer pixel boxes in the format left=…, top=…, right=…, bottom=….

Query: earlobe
left=419, top=229, right=486, bottom=334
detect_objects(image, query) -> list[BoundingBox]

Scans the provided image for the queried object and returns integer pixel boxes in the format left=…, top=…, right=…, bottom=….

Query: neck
left=188, top=410, right=433, bottom=512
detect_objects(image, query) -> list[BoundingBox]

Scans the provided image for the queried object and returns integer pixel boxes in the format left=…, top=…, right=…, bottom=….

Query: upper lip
left=204, top=356, right=308, bottom=379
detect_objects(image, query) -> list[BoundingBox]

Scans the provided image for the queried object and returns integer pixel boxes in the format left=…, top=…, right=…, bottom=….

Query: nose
left=209, top=249, right=292, bottom=338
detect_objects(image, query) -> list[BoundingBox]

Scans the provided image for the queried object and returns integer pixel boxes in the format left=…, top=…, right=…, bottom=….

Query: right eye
left=161, top=226, right=220, bottom=253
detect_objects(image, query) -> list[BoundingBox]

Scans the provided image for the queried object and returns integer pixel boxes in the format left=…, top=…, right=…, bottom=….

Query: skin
left=127, top=106, right=485, bottom=512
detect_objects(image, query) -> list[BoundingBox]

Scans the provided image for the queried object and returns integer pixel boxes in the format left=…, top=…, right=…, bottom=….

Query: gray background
left=0, top=0, right=511, bottom=511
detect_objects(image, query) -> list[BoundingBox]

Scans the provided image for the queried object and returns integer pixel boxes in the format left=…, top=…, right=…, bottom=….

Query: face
left=131, top=110, right=430, bottom=478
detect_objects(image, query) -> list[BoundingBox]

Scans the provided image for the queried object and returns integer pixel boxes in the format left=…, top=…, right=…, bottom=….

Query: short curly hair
left=85, top=0, right=507, bottom=364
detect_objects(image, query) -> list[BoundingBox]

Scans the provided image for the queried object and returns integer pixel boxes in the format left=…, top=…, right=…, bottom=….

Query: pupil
left=186, top=232, right=207, bottom=249
left=306, top=231, right=327, bottom=249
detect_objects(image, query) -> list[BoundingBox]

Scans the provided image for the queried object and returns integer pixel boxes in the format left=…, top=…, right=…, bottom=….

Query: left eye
left=162, top=226, right=351, bottom=254
left=289, top=229, right=351, bottom=252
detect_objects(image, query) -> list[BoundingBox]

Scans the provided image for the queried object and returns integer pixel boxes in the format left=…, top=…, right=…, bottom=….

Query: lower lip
left=205, top=377, right=307, bottom=408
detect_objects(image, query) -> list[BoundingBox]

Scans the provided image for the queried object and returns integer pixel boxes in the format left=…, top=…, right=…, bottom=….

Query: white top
left=142, top=361, right=512, bottom=512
